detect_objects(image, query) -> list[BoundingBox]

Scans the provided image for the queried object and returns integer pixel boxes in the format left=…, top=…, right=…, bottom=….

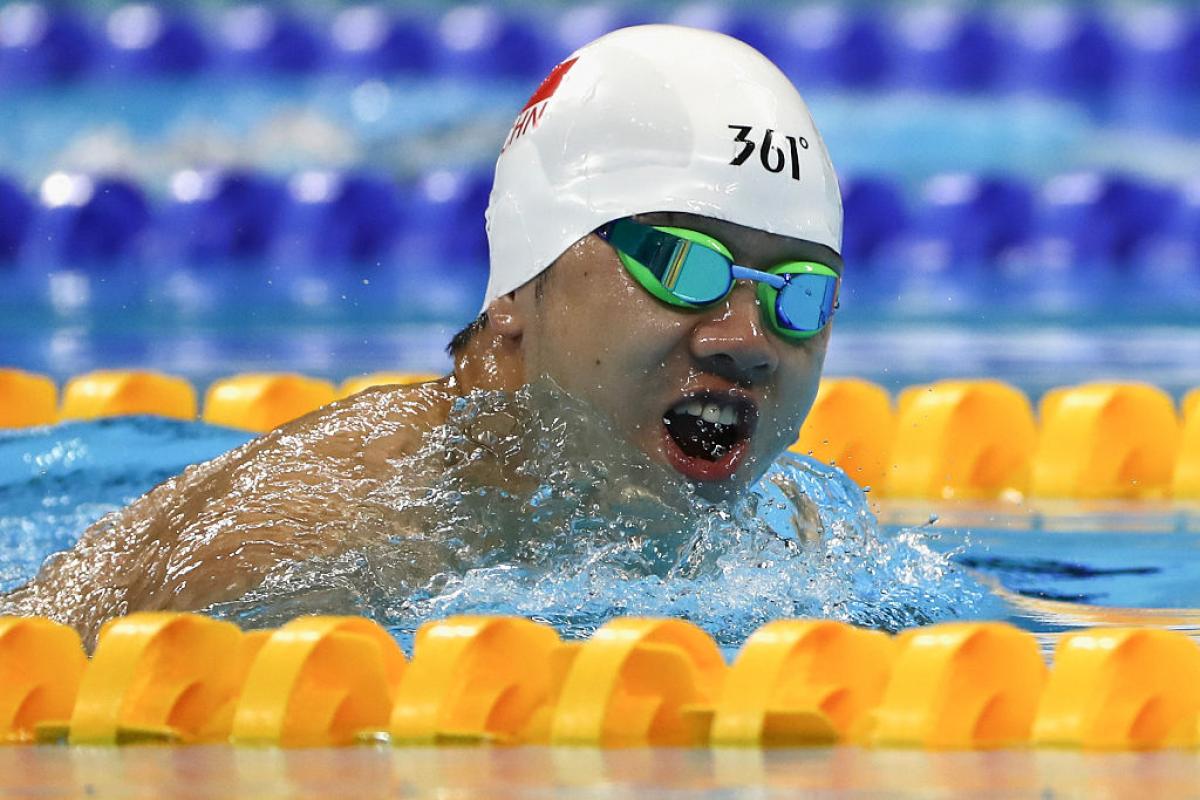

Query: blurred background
left=1, top=0, right=1198, bottom=400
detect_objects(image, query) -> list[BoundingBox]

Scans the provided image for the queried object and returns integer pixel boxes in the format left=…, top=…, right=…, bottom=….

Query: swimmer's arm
left=138, top=383, right=453, bottom=606
left=5, top=434, right=290, bottom=633
left=10, top=381, right=452, bottom=641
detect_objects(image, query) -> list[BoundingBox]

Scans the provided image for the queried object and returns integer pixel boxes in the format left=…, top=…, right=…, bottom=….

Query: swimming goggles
left=596, top=218, right=840, bottom=341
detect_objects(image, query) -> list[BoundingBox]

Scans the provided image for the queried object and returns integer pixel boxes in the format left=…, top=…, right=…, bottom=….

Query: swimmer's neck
left=450, top=325, right=526, bottom=396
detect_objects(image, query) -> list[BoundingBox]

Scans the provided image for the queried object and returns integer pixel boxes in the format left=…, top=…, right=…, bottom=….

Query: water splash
left=0, top=417, right=252, bottom=594
left=208, top=380, right=984, bottom=647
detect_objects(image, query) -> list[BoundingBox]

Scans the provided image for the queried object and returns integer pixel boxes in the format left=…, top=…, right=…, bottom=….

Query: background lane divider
left=0, top=369, right=58, bottom=428
left=202, top=373, right=337, bottom=433
left=61, top=370, right=197, bottom=422
left=790, top=378, right=894, bottom=492
left=887, top=380, right=1036, bottom=501
left=1173, top=394, right=1200, bottom=499
left=1032, top=383, right=1180, bottom=500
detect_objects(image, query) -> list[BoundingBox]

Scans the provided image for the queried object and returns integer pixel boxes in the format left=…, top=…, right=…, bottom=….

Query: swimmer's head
left=483, top=23, right=842, bottom=307
left=453, top=25, right=843, bottom=500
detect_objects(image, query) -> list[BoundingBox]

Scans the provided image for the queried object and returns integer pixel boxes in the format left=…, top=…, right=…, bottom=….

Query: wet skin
left=512, top=212, right=842, bottom=502
left=7, top=212, right=840, bottom=644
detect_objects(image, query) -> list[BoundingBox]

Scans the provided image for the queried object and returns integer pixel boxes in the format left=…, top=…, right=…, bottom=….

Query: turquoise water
left=3, top=402, right=1198, bottom=652
left=0, top=390, right=987, bottom=651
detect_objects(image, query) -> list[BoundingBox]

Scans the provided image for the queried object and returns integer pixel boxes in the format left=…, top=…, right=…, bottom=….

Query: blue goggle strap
left=730, top=265, right=787, bottom=290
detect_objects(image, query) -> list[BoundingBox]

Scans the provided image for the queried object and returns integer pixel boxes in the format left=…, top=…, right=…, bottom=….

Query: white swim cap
left=482, top=24, right=842, bottom=311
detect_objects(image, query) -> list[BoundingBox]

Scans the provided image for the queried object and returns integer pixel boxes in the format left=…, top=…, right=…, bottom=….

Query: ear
left=486, top=292, right=526, bottom=340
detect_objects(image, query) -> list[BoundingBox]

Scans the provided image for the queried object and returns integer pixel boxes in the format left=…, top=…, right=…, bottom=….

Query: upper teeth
left=677, top=399, right=738, bottom=426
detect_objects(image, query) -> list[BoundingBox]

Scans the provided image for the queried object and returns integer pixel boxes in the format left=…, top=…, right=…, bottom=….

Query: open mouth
left=661, top=392, right=757, bottom=482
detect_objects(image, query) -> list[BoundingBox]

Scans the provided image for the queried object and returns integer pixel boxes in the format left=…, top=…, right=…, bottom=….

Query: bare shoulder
left=158, top=377, right=457, bottom=514
left=254, top=377, right=457, bottom=464
left=162, top=375, right=460, bottom=548
left=10, top=376, right=458, bottom=641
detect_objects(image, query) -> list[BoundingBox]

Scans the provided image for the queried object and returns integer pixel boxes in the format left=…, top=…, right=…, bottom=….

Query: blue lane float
left=0, top=2, right=1196, bottom=106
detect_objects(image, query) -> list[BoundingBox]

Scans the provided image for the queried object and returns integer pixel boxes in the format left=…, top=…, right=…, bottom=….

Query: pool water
left=16, top=394, right=1197, bottom=797
left=0, top=383, right=972, bottom=645
left=3, top=406, right=1198, bottom=655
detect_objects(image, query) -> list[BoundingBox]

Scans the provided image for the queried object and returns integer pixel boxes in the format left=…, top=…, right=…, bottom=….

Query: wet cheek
left=762, top=363, right=823, bottom=454
left=780, top=346, right=826, bottom=392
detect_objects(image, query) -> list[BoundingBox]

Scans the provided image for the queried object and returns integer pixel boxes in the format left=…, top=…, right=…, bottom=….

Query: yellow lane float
left=792, top=378, right=894, bottom=492
left=5, top=612, right=1200, bottom=750
left=1184, top=387, right=1199, bottom=423
left=708, top=619, right=894, bottom=747
left=231, top=616, right=406, bottom=747
left=1175, top=389, right=1200, bottom=499
left=0, top=617, right=86, bottom=743
left=1032, top=383, right=1180, bottom=499
left=1032, top=628, right=1200, bottom=750
left=388, top=615, right=561, bottom=745
left=68, top=613, right=248, bottom=745
left=61, top=370, right=197, bottom=421
left=549, top=618, right=725, bottom=747
left=887, top=380, right=1036, bottom=500
left=202, top=373, right=336, bottom=432
left=864, top=622, right=1046, bottom=749
left=0, top=368, right=57, bottom=428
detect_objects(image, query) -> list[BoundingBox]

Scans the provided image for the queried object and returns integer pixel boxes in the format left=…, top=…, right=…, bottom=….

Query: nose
left=689, top=284, right=779, bottom=383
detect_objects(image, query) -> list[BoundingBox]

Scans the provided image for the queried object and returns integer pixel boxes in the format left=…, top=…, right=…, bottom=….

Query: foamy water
left=199, top=381, right=985, bottom=647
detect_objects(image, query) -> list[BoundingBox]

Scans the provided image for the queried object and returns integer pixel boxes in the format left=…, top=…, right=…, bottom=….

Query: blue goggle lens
left=776, top=273, right=838, bottom=332
left=667, top=243, right=733, bottom=304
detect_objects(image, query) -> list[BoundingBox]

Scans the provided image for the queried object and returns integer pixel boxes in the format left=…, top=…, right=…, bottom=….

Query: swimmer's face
left=503, top=212, right=841, bottom=501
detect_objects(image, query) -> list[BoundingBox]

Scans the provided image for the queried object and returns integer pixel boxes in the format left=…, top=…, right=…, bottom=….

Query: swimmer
left=7, top=25, right=842, bottom=642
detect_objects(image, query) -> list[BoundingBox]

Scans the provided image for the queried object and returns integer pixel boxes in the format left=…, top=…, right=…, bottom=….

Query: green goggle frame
left=596, top=218, right=840, bottom=341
